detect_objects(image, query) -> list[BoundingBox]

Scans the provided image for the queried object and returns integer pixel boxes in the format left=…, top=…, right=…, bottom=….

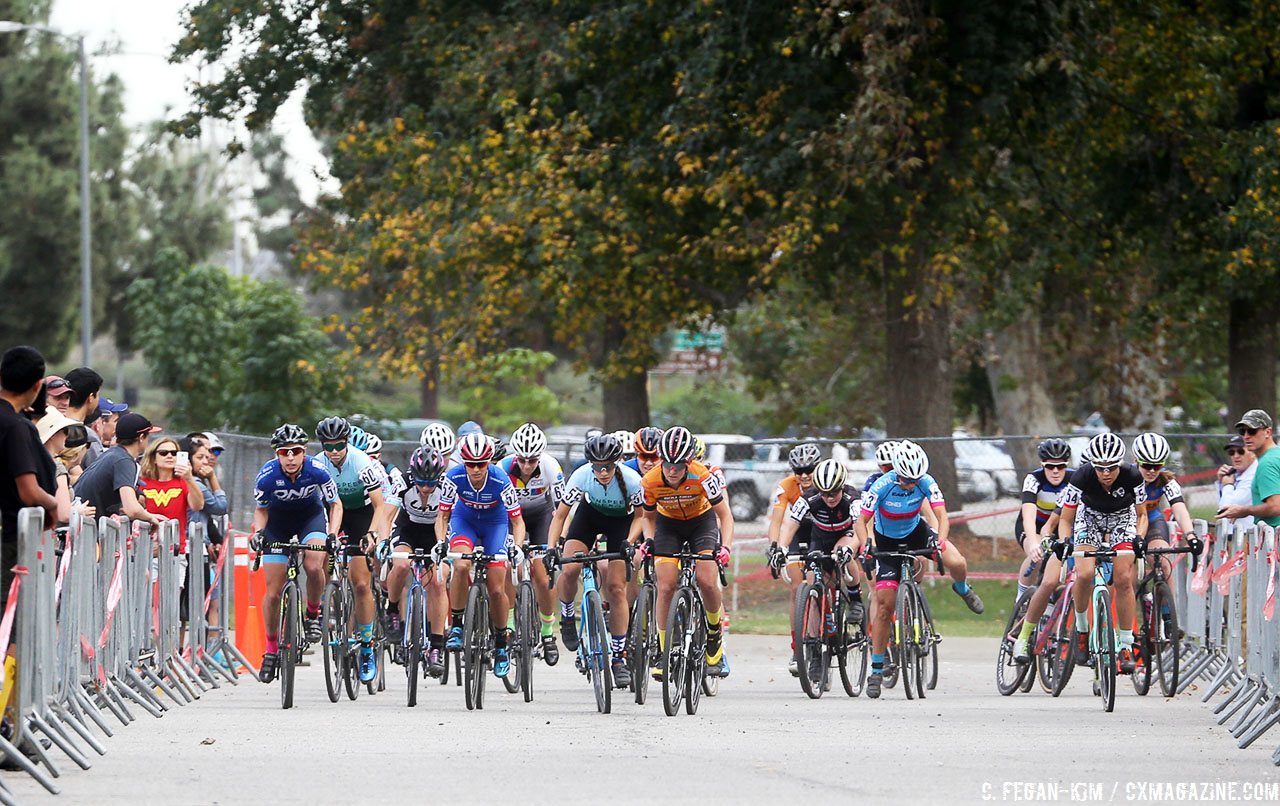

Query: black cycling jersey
left=787, top=484, right=858, bottom=536
left=1061, top=463, right=1145, bottom=514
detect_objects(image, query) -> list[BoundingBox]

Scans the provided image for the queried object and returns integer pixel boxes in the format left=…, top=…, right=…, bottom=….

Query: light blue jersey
left=860, top=471, right=945, bottom=539
left=561, top=463, right=644, bottom=518
left=313, top=446, right=389, bottom=510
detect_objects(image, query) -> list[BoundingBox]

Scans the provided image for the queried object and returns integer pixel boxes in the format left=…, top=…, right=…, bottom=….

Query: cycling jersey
left=313, top=446, right=389, bottom=510
left=1021, top=468, right=1070, bottom=530
left=861, top=471, right=945, bottom=539
left=1141, top=476, right=1184, bottom=523
left=1060, top=464, right=1145, bottom=514
left=788, top=485, right=858, bottom=537
left=438, top=465, right=521, bottom=523
left=561, top=463, right=644, bottom=518
left=498, top=454, right=565, bottom=515
left=394, top=482, right=442, bottom=526
left=641, top=460, right=725, bottom=520
left=862, top=470, right=887, bottom=493
left=623, top=457, right=641, bottom=474
left=254, top=457, right=339, bottom=514
left=770, top=474, right=809, bottom=512
left=382, top=461, right=408, bottom=501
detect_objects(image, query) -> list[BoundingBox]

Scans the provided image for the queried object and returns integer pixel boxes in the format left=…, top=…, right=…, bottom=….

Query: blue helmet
left=458, top=420, right=483, bottom=438
left=348, top=426, right=371, bottom=452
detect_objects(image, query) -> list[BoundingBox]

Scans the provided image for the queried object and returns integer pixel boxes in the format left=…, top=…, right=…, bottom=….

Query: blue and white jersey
left=438, top=464, right=521, bottom=523
left=862, top=470, right=886, bottom=493
left=561, top=463, right=644, bottom=518
left=498, top=454, right=565, bottom=515
left=254, top=457, right=338, bottom=514
left=860, top=471, right=945, bottom=539
left=313, top=446, right=389, bottom=511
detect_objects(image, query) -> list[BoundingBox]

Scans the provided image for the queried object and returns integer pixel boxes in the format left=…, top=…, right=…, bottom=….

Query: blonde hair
left=57, top=444, right=87, bottom=467
left=140, top=438, right=179, bottom=480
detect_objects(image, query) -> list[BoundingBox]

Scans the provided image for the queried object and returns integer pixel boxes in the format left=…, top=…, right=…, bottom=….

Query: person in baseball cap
left=115, top=413, right=162, bottom=443
left=1233, top=409, right=1272, bottom=432
left=1220, top=408, right=1280, bottom=528
left=44, top=376, right=72, bottom=414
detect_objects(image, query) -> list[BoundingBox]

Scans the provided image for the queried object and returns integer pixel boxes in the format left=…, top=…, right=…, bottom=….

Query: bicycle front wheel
left=895, top=585, right=917, bottom=700
left=662, top=590, right=692, bottom=716
left=321, top=580, right=342, bottom=703
left=794, top=582, right=825, bottom=699
left=910, top=584, right=930, bottom=699
left=584, top=590, right=612, bottom=714
left=518, top=580, right=536, bottom=703
left=1048, top=601, right=1077, bottom=697
left=1095, top=587, right=1116, bottom=713
left=1152, top=581, right=1179, bottom=697
left=280, top=582, right=299, bottom=709
left=407, top=586, right=423, bottom=707
left=1133, top=590, right=1153, bottom=696
left=838, top=593, right=869, bottom=697
left=685, top=594, right=706, bottom=715
left=997, top=590, right=1033, bottom=696
left=463, top=584, right=489, bottom=711
left=341, top=579, right=360, bottom=701
left=629, top=583, right=656, bottom=705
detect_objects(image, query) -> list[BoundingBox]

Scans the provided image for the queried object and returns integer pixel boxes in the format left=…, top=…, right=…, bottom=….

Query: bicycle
left=996, top=540, right=1050, bottom=696
left=1036, top=559, right=1079, bottom=697
left=626, top=550, right=659, bottom=705
left=251, top=535, right=331, bottom=710
left=656, top=551, right=726, bottom=717
left=1132, top=539, right=1200, bottom=697
left=1075, top=544, right=1129, bottom=713
left=786, top=549, right=869, bottom=699
left=320, top=539, right=362, bottom=703
left=449, top=550, right=499, bottom=711
left=505, top=544, right=541, bottom=702
left=387, top=547, right=436, bottom=707
left=555, top=538, right=632, bottom=714
left=870, top=546, right=942, bottom=700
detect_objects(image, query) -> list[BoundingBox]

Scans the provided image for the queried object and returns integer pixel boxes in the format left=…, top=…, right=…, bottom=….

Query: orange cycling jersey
left=642, top=461, right=725, bottom=520
left=770, top=474, right=807, bottom=513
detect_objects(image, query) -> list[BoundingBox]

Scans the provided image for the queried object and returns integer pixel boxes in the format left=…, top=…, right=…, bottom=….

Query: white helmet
left=611, top=430, right=635, bottom=455
left=874, top=440, right=900, bottom=466
left=420, top=422, right=456, bottom=455
left=458, top=431, right=495, bottom=462
left=509, top=422, right=547, bottom=458
left=1083, top=432, right=1126, bottom=466
left=891, top=440, right=929, bottom=480
left=1132, top=432, right=1169, bottom=466
left=812, top=459, right=847, bottom=493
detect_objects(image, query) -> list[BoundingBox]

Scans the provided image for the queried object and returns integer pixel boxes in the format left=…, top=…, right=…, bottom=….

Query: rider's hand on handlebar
left=1050, top=540, right=1071, bottom=562
left=375, top=537, right=393, bottom=562
left=715, top=545, right=731, bottom=567
left=834, top=545, right=854, bottom=568
left=542, top=546, right=560, bottom=575
left=766, top=543, right=786, bottom=575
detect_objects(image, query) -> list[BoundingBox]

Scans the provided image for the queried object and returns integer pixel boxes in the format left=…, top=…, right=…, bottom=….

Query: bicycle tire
left=662, top=590, right=691, bottom=716
left=997, top=590, right=1033, bottom=696
left=918, top=586, right=939, bottom=692
left=629, top=583, right=655, bottom=705
left=884, top=642, right=901, bottom=689
left=280, top=582, right=298, bottom=710
left=686, top=593, right=706, bottom=715
left=1048, top=604, right=1076, bottom=697
left=341, top=579, right=360, bottom=701
left=407, top=586, right=423, bottom=707
left=895, top=584, right=916, bottom=700
left=910, top=584, right=929, bottom=700
left=794, top=583, right=824, bottom=699
left=1096, top=587, right=1116, bottom=713
left=1018, top=649, right=1036, bottom=693
left=1153, top=581, right=1179, bottom=697
left=518, top=581, right=536, bottom=703
left=321, top=580, right=342, bottom=703
left=463, top=583, right=488, bottom=711
left=839, top=594, right=869, bottom=697
left=1133, top=590, right=1153, bottom=696
left=584, top=590, right=612, bottom=714
left=368, top=592, right=387, bottom=696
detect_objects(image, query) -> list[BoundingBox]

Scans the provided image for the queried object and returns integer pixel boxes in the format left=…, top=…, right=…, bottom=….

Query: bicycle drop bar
left=652, top=550, right=728, bottom=587
left=557, top=551, right=634, bottom=582
left=1140, top=543, right=1201, bottom=572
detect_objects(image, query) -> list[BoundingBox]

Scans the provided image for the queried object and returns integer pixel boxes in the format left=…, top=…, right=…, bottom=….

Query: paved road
left=10, top=636, right=1279, bottom=804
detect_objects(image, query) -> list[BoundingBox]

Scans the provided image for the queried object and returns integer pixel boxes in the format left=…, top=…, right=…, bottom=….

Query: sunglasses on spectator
left=794, top=465, right=817, bottom=475
left=1238, top=426, right=1264, bottom=436
left=156, top=449, right=178, bottom=457
left=322, top=442, right=347, bottom=452
left=276, top=447, right=305, bottom=458
left=1043, top=463, right=1068, bottom=470
left=464, top=461, right=488, bottom=469
left=1139, top=462, right=1163, bottom=471
left=591, top=463, right=617, bottom=472
left=1227, top=448, right=1246, bottom=457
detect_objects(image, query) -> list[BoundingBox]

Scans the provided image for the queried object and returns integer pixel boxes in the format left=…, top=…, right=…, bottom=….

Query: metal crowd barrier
left=2, top=508, right=259, bottom=796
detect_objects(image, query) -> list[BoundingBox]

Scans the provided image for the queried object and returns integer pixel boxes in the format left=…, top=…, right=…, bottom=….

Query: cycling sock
left=657, top=628, right=666, bottom=652
left=951, top=580, right=971, bottom=596
left=429, top=634, right=444, bottom=649
left=871, top=653, right=885, bottom=674
left=539, top=612, right=555, bottom=637
left=1017, top=621, right=1035, bottom=642
left=611, top=635, right=626, bottom=655
left=494, top=630, right=508, bottom=649
left=386, top=600, right=400, bottom=616
left=451, top=609, right=463, bottom=629
left=560, top=599, right=576, bottom=619
left=265, top=637, right=279, bottom=654
left=306, top=603, right=321, bottom=619
left=1075, top=610, right=1089, bottom=633
left=357, top=622, right=373, bottom=645
left=1118, top=628, right=1134, bottom=649
left=1016, top=583, right=1031, bottom=600
left=706, top=608, right=724, bottom=632
left=507, top=612, right=516, bottom=631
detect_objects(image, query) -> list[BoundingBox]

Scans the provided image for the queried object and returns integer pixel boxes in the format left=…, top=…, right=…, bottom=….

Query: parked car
left=699, top=434, right=775, bottom=521
left=953, top=431, right=1018, bottom=498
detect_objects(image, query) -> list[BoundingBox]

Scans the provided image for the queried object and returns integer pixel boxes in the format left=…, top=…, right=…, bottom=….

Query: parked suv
left=699, top=434, right=777, bottom=521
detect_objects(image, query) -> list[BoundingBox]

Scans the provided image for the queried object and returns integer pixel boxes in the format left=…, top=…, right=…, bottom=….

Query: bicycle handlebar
left=652, top=551, right=727, bottom=587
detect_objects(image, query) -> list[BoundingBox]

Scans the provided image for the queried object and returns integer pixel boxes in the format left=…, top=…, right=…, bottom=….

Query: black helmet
left=584, top=433, right=624, bottom=464
left=1037, top=438, right=1071, bottom=463
left=635, top=426, right=663, bottom=456
left=315, top=416, right=351, bottom=443
left=271, top=423, right=308, bottom=448
left=490, top=436, right=508, bottom=463
left=408, top=447, right=446, bottom=483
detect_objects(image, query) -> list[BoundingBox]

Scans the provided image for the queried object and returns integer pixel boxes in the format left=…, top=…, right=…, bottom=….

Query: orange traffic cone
left=237, top=604, right=266, bottom=671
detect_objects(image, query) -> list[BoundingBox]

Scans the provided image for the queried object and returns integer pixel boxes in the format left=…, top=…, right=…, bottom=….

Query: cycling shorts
left=653, top=509, right=719, bottom=557
left=872, top=521, right=935, bottom=586
left=564, top=504, right=632, bottom=555
left=342, top=505, right=376, bottom=552
left=1072, top=506, right=1137, bottom=550
left=448, top=509, right=510, bottom=563
left=261, top=508, right=327, bottom=565
left=785, top=520, right=814, bottom=559
left=521, top=506, right=553, bottom=548
left=393, top=511, right=438, bottom=553
left=1144, top=518, right=1170, bottom=544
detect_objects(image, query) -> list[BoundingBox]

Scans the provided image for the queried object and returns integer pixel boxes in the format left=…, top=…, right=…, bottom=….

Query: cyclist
left=611, top=430, right=636, bottom=462
left=498, top=422, right=566, bottom=665
left=314, top=417, right=393, bottom=683
left=639, top=426, right=735, bottom=678
left=625, top=427, right=663, bottom=476
left=365, top=432, right=407, bottom=501
left=1056, top=432, right=1147, bottom=674
left=546, top=433, right=644, bottom=687
left=252, top=424, right=343, bottom=684
left=854, top=440, right=948, bottom=699
left=1014, top=439, right=1073, bottom=600
left=765, top=442, right=821, bottom=676
left=770, top=459, right=866, bottom=681
left=1133, top=432, right=1195, bottom=566
left=420, top=422, right=457, bottom=461
left=861, top=440, right=900, bottom=492
left=438, top=431, right=527, bottom=679
left=449, top=420, right=483, bottom=465
left=383, top=447, right=451, bottom=676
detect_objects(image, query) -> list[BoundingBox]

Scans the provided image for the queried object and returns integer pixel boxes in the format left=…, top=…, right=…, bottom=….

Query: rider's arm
left=367, top=485, right=388, bottom=539
left=626, top=510, right=644, bottom=544
left=711, top=497, right=734, bottom=549
left=253, top=505, right=268, bottom=534
left=328, top=497, right=344, bottom=536
left=777, top=516, right=799, bottom=553
left=1020, top=503, right=1039, bottom=542
left=509, top=511, right=527, bottom=548
left=640, top=508, right=656, bottom=541
left=1135, top=504, right=1148, bottom=542
left=931, top=500, right=949, bottom=547
left=1056, top=504, right=1076, bottom=542
left=435, top=511, right=450, bottom=546
left=854, top=509, right=872, bottom=547
left=920, top=498, right=940, bottom=529
left=547, top=502, right=571, bottom=550
left=766, top=484, right=788, bottom=543
left=1169, top=501, right=1195, bottom=543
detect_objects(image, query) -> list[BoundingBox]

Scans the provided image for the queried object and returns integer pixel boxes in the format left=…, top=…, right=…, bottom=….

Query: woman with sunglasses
left=1132, top=433, right=1196, bottom=576
left=384, top=447, right=452, bottom=675
left=139, top=436, right=206, bottom=551
left=1215, top=435, right=1256, bottom=527
left=1013, top=439, right=1073, bottom=600
left=546, top=433, right=644, bottom=687
left=624, top=426, right=663, bottom=476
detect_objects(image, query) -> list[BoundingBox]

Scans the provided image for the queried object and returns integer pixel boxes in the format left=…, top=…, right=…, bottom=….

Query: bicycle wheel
left=584, top=589, right=612, bottom=714
left=518, top=581, right=536, bottom=703
left=463, top=584, right=489, bottom=711
left=280, top=582, right=299, bottom=709
left=793, top=583, right=824, bottom=699
left=1133, top=592, right=1153, bottom=696
left=685, top=596, right=706, bottom=715
left=366, top=590, right=386, bottom=695
left=341, top=580, right=360, bottom=701
left=629, top=583, right=656, bottom=705
left=997, top=591, right=1033, bottom=696
left=321, top=580, right=343, bottom=703
left=884, top=641, right=901, bottom=689
left=406, top=587, right=423, bottom=707
left=1048, top=604, right=1077, bottom=697
left=1095, top=587, right=1116, bottom=713
left=918, top=587, right=940, bottom=692
left=838, top=594, right=869, bottom=697
left=895, top=585, right=916, bottom=700
left=909, top=585, right=929, bottom=700
left=662, top=590, right=692, bottom=716
left=1152, top=581, right=1179, bottom=697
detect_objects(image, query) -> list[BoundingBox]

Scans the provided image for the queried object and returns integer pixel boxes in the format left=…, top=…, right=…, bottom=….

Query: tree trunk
left=884, top=259, right=957, bottom=496
left=600, top=319, right=650, bottom=429
left=419, top=362, right=439, bottom=419
left=1227, top=295, right=1277, bottom=423
left=985, top=310, right=1062, bottom=473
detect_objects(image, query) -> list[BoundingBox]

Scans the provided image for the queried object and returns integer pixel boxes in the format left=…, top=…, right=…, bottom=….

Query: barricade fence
left=1, top=507, right=255, bottom=796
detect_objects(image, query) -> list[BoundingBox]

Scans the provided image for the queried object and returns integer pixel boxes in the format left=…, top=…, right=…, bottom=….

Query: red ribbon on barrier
left=0, top=566, right=28, bottom=688
left=97, top=548, right=126, bottom=650
left=55, top=529, right=73, bottom=607
left=1190, top=544, right=1214, bottom=595
left=1212, top=549, right=1248, bottom=595
left=1265, top=550, right=1277, bottom=622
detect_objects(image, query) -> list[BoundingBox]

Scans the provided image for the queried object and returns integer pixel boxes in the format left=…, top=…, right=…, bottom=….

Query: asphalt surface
left=9, top=635, right=1280, bottom=804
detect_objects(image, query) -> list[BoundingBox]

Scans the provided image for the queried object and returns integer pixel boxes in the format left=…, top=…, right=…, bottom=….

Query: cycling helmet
left=458, top=431, right=494, bottom=462
left=692, top=436, right=707, bottom=462
left=635, top=426, right=663, bottom=456
left=891, top=440, right=929, bottom=480
left=408, top=447, right=446, bottom=483
left=348, top=426, right=371, bottom=452
left=788, top=443, right=822, bottom=472
left=1037, top=438, right=1071, bottom=463
left=420, top=423, right=455, bottom=455
left=812, top=458, right=847, bottom=493
left=612, top=430, right=636, bottom=456
left=315, top=416, right=351, bottom=443
left=490, top=436, right=508, bottom=463
left=1083, top=432, right=1126, bottom=466
left=364, top=434, right=383, bottom=456
left=874, top=440, right=900, bottom=467
left=659, top=426, right=697, bottom=464
left=271, top=423, right=308, bottom=448
left=1132, top=432, right=1170, bottom=465
left=509, top=422, right=547, bottom=458
left=458, top=420, right=483, bottom=438
left=585, top=433, right=624, bottom=464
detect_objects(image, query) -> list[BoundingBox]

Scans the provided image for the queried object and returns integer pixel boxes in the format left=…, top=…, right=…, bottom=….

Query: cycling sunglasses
left=321, top=442, right=347, bottom=452
left=275, top=447, right=305, bottom=458
left=1093, top=463, right=1121, bottom=472
left=662, top=461, right=688, bottom=471
left=1138, top=462, right=1163, bottom=471
left=413, top=478, right=440, bottom=488
left=793, top=465, right=817, bottom=475
left=1042, top=462, right=1068, bottom=470
left=464, top=461, right=488, bottom=469
left=591, top=462, right=617, bottom=472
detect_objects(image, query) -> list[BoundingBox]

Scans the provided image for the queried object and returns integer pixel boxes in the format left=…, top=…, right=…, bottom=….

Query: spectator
left=73, top=412, right=164, bottom=526
left=93, top=397, right=128, bottom=454
left=64, top=367, right=104, bottom=466
left=1215, top=435, right=1256, bottom=527
left=138, top=435, right=205, bottom=536
left=202, top=431, right=225, bottom=469
left=1218, top=409, right=1280, bottom=527
left=43, top=376, right=72, bottom=414
left=0, top=346, right=58, bottom=606
left=36, top=410, right=95, bottom=526
left=184, top=437, right=228, bottom=650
